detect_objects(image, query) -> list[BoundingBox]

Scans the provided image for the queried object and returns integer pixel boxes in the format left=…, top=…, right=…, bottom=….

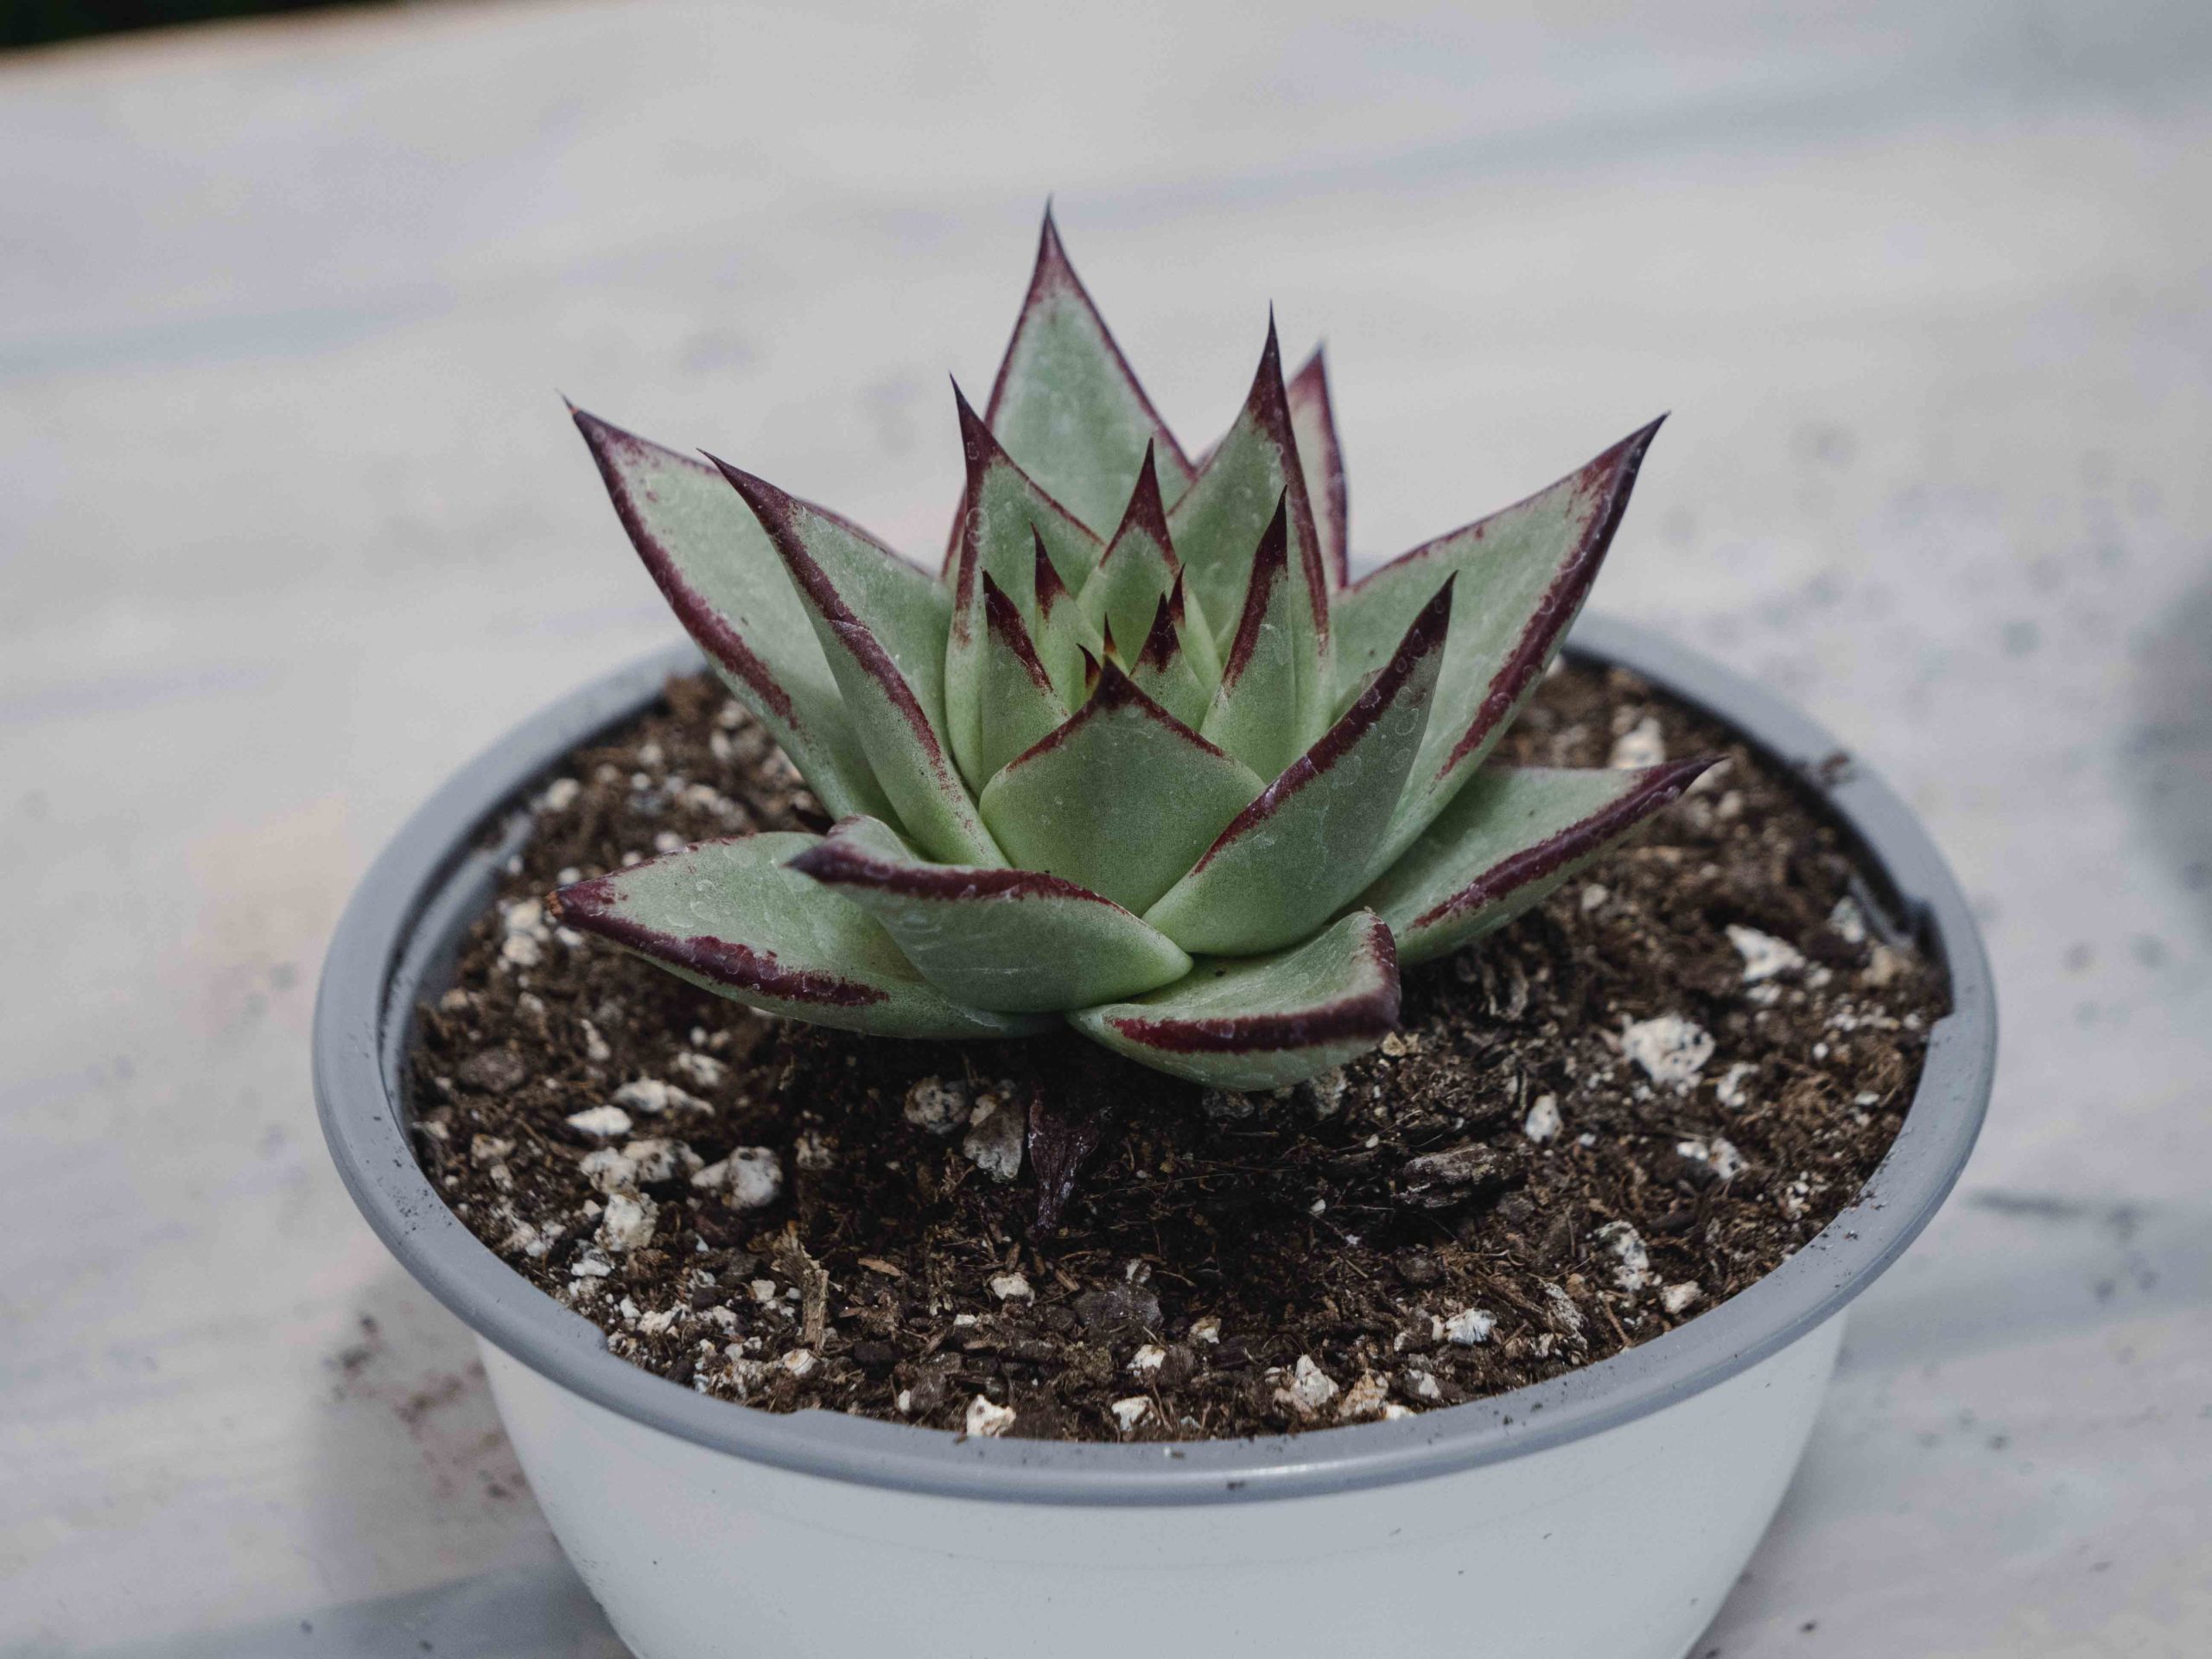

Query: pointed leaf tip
left=1135, top=593, right=1179, bottom=671
left=1366, top=756, right=1716, bottom=965
left=983, top=211, right=1195, bottom=534
left=1108, top=441, right=1175, bottom=559
left=569, top=410, right=888, bottom=823
left=550, top=836, right=1043, bottom=1037
left=1287, top=345, right=1349, bottom=588
left=1339, top=417, right=1669, bottom=874
left=708, top=454, right=995, bottom=866
left=981, top=572, right=1054, bottom=689
left=1170, top=321, right=1332, bottom=677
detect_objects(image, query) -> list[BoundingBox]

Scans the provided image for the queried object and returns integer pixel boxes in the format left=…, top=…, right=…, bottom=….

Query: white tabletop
left=3, top=2, right=2208, bottom=1652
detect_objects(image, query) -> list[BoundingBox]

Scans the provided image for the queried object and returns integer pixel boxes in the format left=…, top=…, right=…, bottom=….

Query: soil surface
left=408, top=663, right=1946, bottom=1442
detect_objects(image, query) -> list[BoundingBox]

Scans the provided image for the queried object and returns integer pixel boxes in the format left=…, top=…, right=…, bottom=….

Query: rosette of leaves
left=555, top=213, right=1711, bottom=1089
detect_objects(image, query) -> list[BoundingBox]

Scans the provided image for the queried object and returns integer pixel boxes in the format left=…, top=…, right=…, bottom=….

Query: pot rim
left=314, top=613, right=1994, bottom=1506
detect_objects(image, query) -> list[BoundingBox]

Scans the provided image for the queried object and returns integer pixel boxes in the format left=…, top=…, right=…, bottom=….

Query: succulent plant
left=554, top=212, right=1711, bottom=1089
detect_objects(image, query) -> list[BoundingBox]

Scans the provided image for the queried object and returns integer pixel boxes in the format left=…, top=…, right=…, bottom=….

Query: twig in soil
left=1027, top=1078, right=1118, bottom=1236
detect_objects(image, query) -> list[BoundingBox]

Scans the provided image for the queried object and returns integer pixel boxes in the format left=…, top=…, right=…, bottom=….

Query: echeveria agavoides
left=556, top=210, right=1713, bottom=1086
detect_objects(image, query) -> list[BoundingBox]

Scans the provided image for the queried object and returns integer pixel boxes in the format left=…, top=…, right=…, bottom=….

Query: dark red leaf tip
left=1030, top=525, right=1071, bottom=613
left=1220, top=493, right=1292, bottom=689
left=980, top=573, right=1053, bottom=694
left=1136, top=594, right=1180, bottom=672
left=986, top=575, right=1052, bottom=698
left=702, top=451, right=800, bottom=530
left=574, top=417, right=795, bottom=726
left=1409, top=754, right=1720, bottom=934
left=951, top=379, right=998, bottom=472
left=1103, top=441, right=1176, bottom=567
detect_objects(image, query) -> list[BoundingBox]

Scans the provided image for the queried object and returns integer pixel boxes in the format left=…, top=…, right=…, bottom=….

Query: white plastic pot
left=316, top=617, right=1994, bottom=1659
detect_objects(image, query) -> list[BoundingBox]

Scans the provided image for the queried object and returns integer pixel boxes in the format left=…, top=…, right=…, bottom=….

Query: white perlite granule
left=1727, top=924, right=1806, bottom=983
left=612, top=1077, right=713, bottom=1116
left=1608, top=715, right=1666, bottom=769
left=1661, top=1281, right=1704, bottom=1316
left=1440, top=1307, right=1497, bottom=1346
left=1280, top=1355, right=1340, bottom=1418
left=670, top=1050, right=727, bottom=1089
left=1336, top=1372, right=1390, bottom=1422
left=1595, top=1220, right=1654, bottom=1292
left=598, top=1192, right=658, bottom=1252
left=1676, top=1135, right=1746, bottom=1180
left=1110, top=1396, right=1152, bottom=1433
left=564, top=1104, right=633, bottom=1139
left=989, top=1273, right=1034, bottom=1302
left=964, top=1396, right=1016, bottom=1439
left=1522, top=1093, right=1562, bottom=1143
left=902, top=1076, right=969, bottom=1135
left=1621, top=1014, right=1714, bottom=1088
left=962, top=1093, right=1025, bottom=1182
left=693, top=1147, right=783, bottom=1211
left=1713, top=1061, right=1756, bottom=1109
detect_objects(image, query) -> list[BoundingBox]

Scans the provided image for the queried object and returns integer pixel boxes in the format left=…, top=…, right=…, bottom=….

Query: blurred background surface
left=3, top=1, right=2208, bottom=1653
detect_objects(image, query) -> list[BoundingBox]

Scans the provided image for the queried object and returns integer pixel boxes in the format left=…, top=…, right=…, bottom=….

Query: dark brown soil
left=408, top=663, right=1945, bottom=1442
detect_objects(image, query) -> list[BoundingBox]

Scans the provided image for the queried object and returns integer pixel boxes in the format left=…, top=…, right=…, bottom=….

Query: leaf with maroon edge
left=549, top=835, right=1046, bottom=1038
left=1287, top=346, right=1349, bottom=587
left=1069, top=911, right=1401, bottom=1090
left=1197, top=496, right=1314, bottom=780
left=785, top=817, right=1191, bottom=1014
left=711, top=457, right=1002, bottom=868
left=1361, top=759, right=1718, bottom=964
left=1147, top=580, right=1452, bottom=955
left=944, top=388, right=1103, bottom=751
left=1076, top=443, right=1198, bottom=670
left=963, top=574, right=1071, bottom=786
left=1337, top=416, right=1666, bottom=872
left=1169, top=317, right=1332, bottom=694
left=1125, top=592, right=1210, bottom=728
left=978, top=664, right=1266, bottom=914
left=983, top=207, right=1196, bottom=536
left=569, top=407, right=890, bottom=823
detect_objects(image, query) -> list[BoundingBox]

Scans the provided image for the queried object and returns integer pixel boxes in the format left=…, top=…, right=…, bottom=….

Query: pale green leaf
left=1124, top=589, right=1211, bottom=728
left=550, top=835, right=1046, bottom=1038
left=984, top=209, right=1195, bottom=536
left=969, top=575, right=1071, bottom=786
left=1287, top=346, right=1349, bottom=588
left=1363, top=759, right=1715, bottom=964
left=787, top=817, right=1192, bottom=1014
left=1335, top=418, right=1664, bottom=874
left=978, top=666, right=1265, bottom=914
left=1069, top=911, right=1400, bottom=1089
left=1077, top=443, right=1183, bottom=660
left=570, top=408, right=891, bottom=823
left=1168, top=320, right=1332, bottom=698
left=713, top=459, right=1001, bottom=867
left=1197, top=497, right=1313, bottom=780
left=1147, top=582, right=1452, bottom=955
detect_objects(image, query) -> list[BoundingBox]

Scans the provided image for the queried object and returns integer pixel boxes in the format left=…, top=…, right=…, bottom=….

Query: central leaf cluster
left=554, top=213, right=1703, bottom=1087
